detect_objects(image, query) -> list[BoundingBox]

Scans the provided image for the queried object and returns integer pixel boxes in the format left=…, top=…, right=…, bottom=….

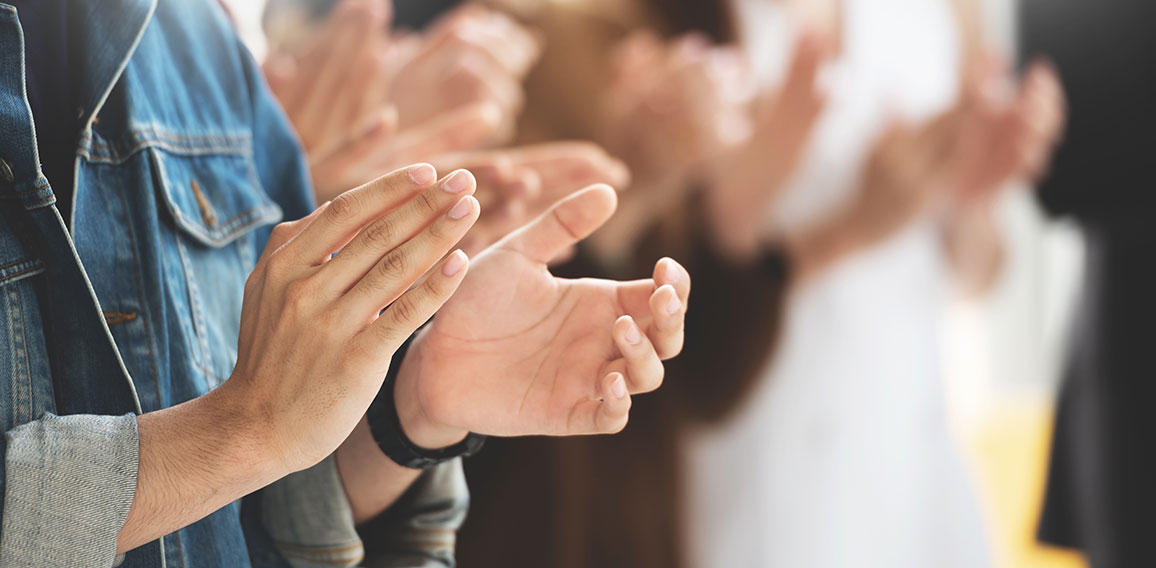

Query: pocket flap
left=150, top=148, right=283, bottom=247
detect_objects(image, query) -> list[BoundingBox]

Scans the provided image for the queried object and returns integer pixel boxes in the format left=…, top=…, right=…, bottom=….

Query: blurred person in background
left=1021, top=1, right=1156, bottom=566
left=261, top=0, right=631, bottom=254
left=447, top=0, right=1063, bottom=567
left=253, top=1, right=1065, bottom=567
left=684, top=1, right=1064, bottom=567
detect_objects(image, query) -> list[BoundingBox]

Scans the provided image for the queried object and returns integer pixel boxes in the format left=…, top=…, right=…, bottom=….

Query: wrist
left=393, top=337, right=469, bottom=450
left=783, top=209, right=854, bottom=285
left=180, top=382, right=291, bottom=482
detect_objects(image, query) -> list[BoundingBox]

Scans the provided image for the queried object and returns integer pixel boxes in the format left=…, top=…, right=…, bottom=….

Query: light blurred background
left=223, top=0, right=1138, bottom=566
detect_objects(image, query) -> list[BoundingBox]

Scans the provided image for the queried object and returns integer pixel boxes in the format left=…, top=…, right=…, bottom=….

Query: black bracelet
left=365, top=337, right=486, bottom=469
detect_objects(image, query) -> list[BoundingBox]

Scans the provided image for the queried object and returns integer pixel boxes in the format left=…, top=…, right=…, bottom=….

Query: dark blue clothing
left=7, top=0, right=76, bottom=221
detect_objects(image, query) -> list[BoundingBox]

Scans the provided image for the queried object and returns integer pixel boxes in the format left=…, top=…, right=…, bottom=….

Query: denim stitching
left=23, top=196, right=56, bottom=210
left=12, top=286, right=32, bottom=424
left=83, top=128, right=253, bottom=164
left=84, top=142, right=253, bottom=165
left=0, top=265, right=46, bottom=285
left=3, top=286, right=30, bottom=424
left=173, top=236, right=222, bottom=386
left=113, top=181, right=164, bottom=410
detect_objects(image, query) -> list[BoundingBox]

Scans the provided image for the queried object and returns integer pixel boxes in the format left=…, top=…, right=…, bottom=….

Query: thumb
left=499, top=184, right=618, bottom=264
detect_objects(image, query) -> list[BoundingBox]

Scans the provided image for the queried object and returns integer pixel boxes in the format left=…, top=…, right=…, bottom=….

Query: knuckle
left=243, top=270, right=262, bottom=294
left=269, top=221, right=296, bottom=243
left=379, top=250, right=408, bottom=278
left=369, top=325, right=403, bottom=354
left=413, top=186, right=442, bottom=217
left=283, top=278, right=315, bottom=307
left=363, top=217, right=397, bottom=247
left=424, top=217, right=452, bottom=242
left=421, top=270, right=451, bottom=300
left=388, top=296, right=419, bottom=326
left=328, top=193, right=359, bottom=221
left=341, top=338, right=373, bottom=370
left=265, top=251, right=295, bottom=281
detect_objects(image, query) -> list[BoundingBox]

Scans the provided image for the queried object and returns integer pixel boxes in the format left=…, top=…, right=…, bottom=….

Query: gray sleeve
left=261, top=456, right=365, bottom=568
left=362, top=459, right=469, bottom=568
left=262, top=457, right=469, bottom=568
left=0, top=413, right=139, bottom=568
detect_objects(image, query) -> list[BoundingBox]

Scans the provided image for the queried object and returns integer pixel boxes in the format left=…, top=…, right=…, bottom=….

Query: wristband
left=365, top=337, right=486, bottom=469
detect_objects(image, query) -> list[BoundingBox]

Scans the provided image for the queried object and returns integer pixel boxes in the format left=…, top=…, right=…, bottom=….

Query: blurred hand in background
left=705, top=30, right=829, bottom=260
left=263, top=0, right=543, bottom=202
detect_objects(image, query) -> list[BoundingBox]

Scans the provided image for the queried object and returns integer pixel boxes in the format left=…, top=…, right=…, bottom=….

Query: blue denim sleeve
left=0, top=413, right=139, bottom=567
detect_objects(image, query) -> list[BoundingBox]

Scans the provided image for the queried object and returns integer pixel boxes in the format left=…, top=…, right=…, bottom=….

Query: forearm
left=118, top=384, right=284, bottom=553
left=704, top=188, right=778, bottom=264
left=337, top=347, right=467, bottom=525
left=335, top=419, right=422, bottom=525
left=782, top=207, right=859, bottom=288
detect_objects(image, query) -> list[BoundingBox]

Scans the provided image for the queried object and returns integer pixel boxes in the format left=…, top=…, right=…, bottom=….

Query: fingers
left=297, top=1, right=389, bottom=149
left=507, top=142, right=631, bottom=197
left=654, top=257, right=691, bottom=307
left=324, top=169, right=478, bottom=299
left=428, top=7, right=541, bottom=77
left=647, top=283, right=686, bottom=360
left=356, top=250, right=471, bottom=354
left=499, top=184, right=618, bottom=264
left=285, top=163, right=438, bottom=265
left=389, top=103, right=503, bottom=165
left=568, top=372, right=631, bottom=435
left=337, top=192, right=478, bottom=318
left=612, top=316, right=664, bottom=394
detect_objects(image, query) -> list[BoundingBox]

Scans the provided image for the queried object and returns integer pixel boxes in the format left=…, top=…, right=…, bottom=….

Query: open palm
left=403, top=185, right=689, bottom=437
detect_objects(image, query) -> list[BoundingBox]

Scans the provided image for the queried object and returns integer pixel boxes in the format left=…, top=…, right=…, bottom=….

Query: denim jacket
left=0, top=1, right=467, bottom=566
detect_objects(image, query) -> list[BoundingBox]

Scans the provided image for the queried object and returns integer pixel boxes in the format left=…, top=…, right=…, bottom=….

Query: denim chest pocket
left=150, top=147, right=282, bottom=392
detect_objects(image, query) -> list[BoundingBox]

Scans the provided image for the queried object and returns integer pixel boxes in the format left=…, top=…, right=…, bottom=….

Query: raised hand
left=394, top=185, right=689, bottom=445
left=584, top=31, right=752, bottom=263
left=602, top=31, right=752, bottom=191
left=389, top=4, right=542, bottom=138
left=707, top=31, right=829, bottom=258
left=431, top=142, right=631, bottom=254
left=308, top=103, right=502, bottom=202
left=223, top=164, right=480, bottom=472
left=951, top=57, right=1067, bottom=206
left=264, top=0, right=394, bottom=158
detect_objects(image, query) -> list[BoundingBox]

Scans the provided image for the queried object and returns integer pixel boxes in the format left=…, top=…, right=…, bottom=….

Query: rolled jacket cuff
left=261, top=455, right=364, bottom=568
left=1, top=413, right=139, bottom=567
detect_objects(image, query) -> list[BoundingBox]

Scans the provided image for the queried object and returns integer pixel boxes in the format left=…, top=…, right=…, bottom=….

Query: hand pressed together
left=223, top=164, right=480, bottom=472
left=394, top=185, right=690, bottom=447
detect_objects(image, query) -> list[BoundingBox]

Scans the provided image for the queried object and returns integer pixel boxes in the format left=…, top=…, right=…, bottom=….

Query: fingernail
left=409, top=164, right=436, bottom=186
left=625, top=321, right=642, bottom=345
left=443, top=170, right=472, bottom=193
left=442, top=250, right=468, bottom=276
left=663, top=259, right=681, bottom=285
left=666, top=294, right=681, bottom=315
left=447, top=196, right=474, bottom=220
left=611, top=375, right=628, bottom=399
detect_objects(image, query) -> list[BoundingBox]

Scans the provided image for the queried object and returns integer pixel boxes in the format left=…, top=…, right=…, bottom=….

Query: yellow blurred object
left=962, top=396, right=1087, bottom=568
